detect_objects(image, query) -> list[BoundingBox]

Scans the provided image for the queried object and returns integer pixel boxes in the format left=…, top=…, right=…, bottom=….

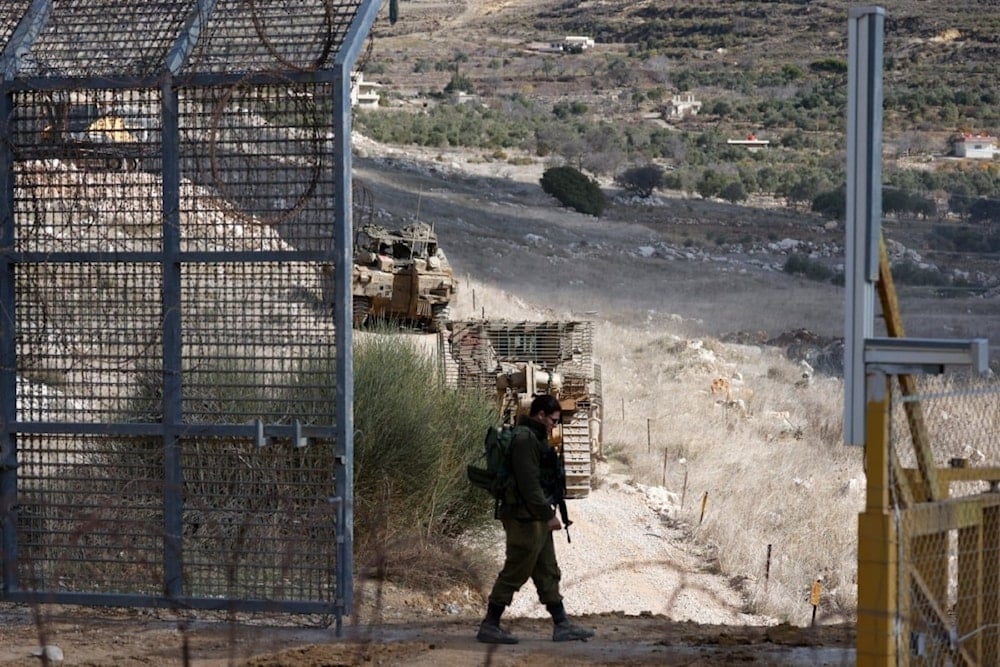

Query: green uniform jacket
left=497, top=415, right=556, bottom=522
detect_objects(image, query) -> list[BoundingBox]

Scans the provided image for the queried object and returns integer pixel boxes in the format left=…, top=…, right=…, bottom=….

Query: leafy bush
left=890, top=259, right=947, bottom=287
left=552, top=100, right=588, bottom=119
left=811, top=187, right=846, bottom=220
left=540, top=165, right=607, bottom=216
left=882, top=188, right=935, bottom=218
left=810, top=58, right=848, bottom=74
left=444, top=71, right=475, bottom=94
left=352, top=333, right=496, bottom=520
left=783, top=253, right=835, bottom=282
left=719, top=180, right=747, bottom=203
left=615, top=164, right=665, bottom=198
left=926, top=223, right=1000, bottom=253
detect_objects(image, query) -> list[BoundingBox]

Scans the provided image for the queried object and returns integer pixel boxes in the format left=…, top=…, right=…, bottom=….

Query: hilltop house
left=662, top=93, right=702, bottom=119
left=954, top=133, right=997, bottom=159
left=727, top=133, right=770, bottom=151
left=550, top=35, right=596, bottom=51
left=350, top=71, right=382, bottom=109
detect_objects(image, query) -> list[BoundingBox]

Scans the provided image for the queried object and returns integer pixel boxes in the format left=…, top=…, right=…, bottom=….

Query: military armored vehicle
left=352, top=221, right=457, bottom=332
left=34, top=94, right=152, bottom=171
left=440, top=319, right=602, bottom=499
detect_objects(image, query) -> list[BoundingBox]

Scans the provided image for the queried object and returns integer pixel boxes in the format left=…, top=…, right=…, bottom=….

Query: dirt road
left=0, top=603, right=854, bottom=666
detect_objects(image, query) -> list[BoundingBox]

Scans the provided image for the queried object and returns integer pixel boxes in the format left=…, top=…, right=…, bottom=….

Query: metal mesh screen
left=4, top=1, right=364, bottom=79
left=892, top=373, right=1000, bottom=473
left=16, top=262, right=163, bottom=422
left=23, top=1, right=191, bottom=78
left=178, top=83, right=335, bottom=252
left=16, top=434, right=165, bottom=596
left=5, top=78, right=346, bottom=612
left=12, top=88, right=163, bottom=251
left=886, top=373, right=1000, bottom=664
left=441, top=320, right=596, bottom=392
left=183, top=0, right=359, bottom=76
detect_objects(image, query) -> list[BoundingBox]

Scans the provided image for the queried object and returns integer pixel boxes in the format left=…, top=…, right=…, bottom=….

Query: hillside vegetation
left=360, top=0, right=1000, bottom=233
left=346, top=0, right=1000, bottom=626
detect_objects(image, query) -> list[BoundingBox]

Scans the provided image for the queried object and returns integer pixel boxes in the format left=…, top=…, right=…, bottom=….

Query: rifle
left=556, top=496, right=573, bottom=543
left=543, top=445, right=573, bottom=543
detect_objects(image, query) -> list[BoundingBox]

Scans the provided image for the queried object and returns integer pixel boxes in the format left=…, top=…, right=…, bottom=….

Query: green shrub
left=927, top=223, right=1000, bottom=253
left=783, top=253, right=835, bottom=282
left=891, top=259, right=947, bottom=287
left=615, top=164, right=665, bottom=198
left=540, top=165, right=607, bottom=216
left=351, top=333, right=498, bottom=550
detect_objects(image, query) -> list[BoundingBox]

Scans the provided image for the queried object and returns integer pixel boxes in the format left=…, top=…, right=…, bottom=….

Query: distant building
left=451, top=91, right=481, bottom=106
left=351, top=71, right=382, bottom=109
left=727, top=133, right=770, bottom=151
left=662, top=93, right=702, bottom=119
left=954, top=133, right=997, bottom=159
left=550, top=35, right=596, bottom=51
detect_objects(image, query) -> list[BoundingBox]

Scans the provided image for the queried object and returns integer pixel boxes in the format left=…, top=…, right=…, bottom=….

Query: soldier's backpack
left=467, top=425, right=521, bottom=502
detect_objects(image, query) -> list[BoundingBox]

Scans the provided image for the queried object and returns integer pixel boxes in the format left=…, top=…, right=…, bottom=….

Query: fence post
left=857, top=370, right=897, bottom=665
left=681, top=469, right=688, bottom=509
left=810, top=579, right=822, bottom=626
left=765, top=544, right=772, bottom=591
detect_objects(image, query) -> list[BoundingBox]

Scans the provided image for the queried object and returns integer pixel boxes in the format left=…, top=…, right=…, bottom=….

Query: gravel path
left=501, top=469, right=773, bottom=625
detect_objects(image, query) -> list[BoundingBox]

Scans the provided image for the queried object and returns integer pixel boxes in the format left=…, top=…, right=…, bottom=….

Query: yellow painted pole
left=878, top=236, right=938, bottom=501
left=857, top=369, right=898, bottom=666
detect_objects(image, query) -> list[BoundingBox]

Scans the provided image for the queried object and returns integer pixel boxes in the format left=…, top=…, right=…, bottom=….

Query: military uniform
left=489, top=415, right=562, bottom=606
left=477, top=412, right=594, bottom=644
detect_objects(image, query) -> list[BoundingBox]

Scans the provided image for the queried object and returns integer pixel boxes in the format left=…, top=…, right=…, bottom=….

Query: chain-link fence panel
left=888, top=372, right=1000, bottom=665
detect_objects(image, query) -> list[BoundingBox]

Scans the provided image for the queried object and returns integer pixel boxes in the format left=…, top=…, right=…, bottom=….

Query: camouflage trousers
left=487, top=518, right=563, bottom=607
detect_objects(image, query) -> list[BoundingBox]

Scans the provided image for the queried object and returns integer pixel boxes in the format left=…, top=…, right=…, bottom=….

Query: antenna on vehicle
left=413, top=189, right=429, bottom=257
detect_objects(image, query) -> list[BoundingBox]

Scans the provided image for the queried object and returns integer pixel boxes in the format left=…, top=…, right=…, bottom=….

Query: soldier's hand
left=547, top=516, right=562, bottom=531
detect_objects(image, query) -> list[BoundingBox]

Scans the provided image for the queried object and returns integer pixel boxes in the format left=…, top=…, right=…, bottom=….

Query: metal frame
left=844, top=5, right=885, bottom=446
left=0, top=0, right=381, bottom=632
left=858, top=342, right=992, bottom=666
left=864, top=337, right=990, bottom=375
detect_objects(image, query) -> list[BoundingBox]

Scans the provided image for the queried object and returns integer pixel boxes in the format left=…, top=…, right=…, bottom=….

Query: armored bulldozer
left=440, top=319, right=602, bottom=499
left=352, top=221, right=457, bottom=332
left=31, top=93, right=153, bottom=171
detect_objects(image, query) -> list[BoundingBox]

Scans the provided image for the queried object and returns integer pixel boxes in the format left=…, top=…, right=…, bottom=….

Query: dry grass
left=448, top=273, right=864, bottom=622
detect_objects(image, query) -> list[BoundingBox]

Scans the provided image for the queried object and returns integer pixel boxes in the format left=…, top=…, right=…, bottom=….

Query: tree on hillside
left=540, top=165, right=607, bottom=217
left=969, top=197, right=1000, bottom=225
left=785, top=172, right=827, bottom=212
left=696, top=168, right=728, bottom=200
left=812, top=186, right=846, bottom=220
left=719, top=180, right=748, bottom=204
left=581, top=125, right=625, bottom=178
left=616, top=164, right=666, bottom=198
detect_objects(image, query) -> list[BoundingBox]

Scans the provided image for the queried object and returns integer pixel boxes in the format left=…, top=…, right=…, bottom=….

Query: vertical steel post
left=331, top=63, right=355, bottom=628
left=0, top=90, right=17, bottom=595
left=844, top=6, right=884, bottom=446
left=331, top=0, right=382, bottom=630
left=161, top=78, right=184, bottom=600
left=857, top=368, right=897, bottom=666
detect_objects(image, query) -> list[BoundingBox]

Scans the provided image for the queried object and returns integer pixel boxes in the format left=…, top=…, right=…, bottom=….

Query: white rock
left=31, top=645, right=64, bottom=662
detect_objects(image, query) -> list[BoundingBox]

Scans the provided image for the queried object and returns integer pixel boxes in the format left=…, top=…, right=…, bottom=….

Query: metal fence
left=860, top=371, right=1000, bottom=665
left=1, top=0, right=380, bottom=629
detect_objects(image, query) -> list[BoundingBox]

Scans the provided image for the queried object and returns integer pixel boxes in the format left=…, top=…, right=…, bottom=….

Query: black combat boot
left=476, top=601, right=518, bottom=644
left=547, top=601, right=595, bottom=642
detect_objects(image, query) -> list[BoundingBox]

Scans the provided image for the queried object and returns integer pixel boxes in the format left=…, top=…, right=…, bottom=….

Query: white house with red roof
left=954, top=133, right=997, bottom=159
